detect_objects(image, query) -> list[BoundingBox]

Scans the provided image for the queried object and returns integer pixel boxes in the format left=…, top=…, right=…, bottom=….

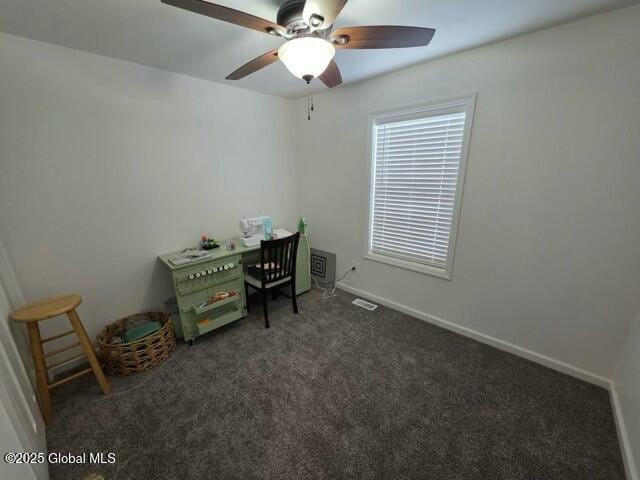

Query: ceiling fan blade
left=226, top=50, right=280, bottom=80
left=161, top=0, right=285, bottom=36
left=303, top=0, right=348, bottom=30
left=319, top=60, right=342, bottom=88
left=331, top=26, right=436, bottom=49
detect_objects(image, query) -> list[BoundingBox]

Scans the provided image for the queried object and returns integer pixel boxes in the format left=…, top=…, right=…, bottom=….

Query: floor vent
left=352, top=298, right=378, bottom=311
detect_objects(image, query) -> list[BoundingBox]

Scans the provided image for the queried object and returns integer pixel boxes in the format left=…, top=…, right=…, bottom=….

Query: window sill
left=364, top=253, right=452, bottom=280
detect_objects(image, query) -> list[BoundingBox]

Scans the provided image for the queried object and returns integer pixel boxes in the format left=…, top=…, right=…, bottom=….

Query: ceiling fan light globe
left=278, top=37, right=336, bottom=81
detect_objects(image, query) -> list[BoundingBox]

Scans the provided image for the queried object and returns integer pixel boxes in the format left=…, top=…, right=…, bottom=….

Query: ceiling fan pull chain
left=307, top=82, right=311, bottom=120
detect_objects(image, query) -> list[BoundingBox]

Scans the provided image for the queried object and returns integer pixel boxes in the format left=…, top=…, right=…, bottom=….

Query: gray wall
left=1, top=5, right=639, bottom=476
left=2, top=5, right=640, bottom=461
left=292, top=5, right=640, bottom=378
left=0, top=32, right=298, bottom=342
left=614, top=310, right=640, bottom=477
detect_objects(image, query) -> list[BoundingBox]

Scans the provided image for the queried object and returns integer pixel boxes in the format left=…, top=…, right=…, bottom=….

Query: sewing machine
left=238, top=216, right=270, bottom=247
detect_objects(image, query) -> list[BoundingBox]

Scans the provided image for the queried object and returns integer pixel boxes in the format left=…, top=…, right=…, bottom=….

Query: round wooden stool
left=10, top=294, right=110, bottom=424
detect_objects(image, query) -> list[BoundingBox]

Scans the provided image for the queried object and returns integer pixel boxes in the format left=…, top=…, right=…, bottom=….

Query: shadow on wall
left=0, top=235, right=33, bottom=381
left=614, top=310, right=640, bottom=479
left=143, top=257, right=175, bottom=313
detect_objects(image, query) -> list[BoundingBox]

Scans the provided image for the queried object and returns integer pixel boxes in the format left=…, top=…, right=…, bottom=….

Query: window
left=367, top=95, right=475, bottom=279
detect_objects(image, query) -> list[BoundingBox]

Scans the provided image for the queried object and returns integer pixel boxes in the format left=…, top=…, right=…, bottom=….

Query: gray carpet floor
left=47, top=288, right=626, bottom=480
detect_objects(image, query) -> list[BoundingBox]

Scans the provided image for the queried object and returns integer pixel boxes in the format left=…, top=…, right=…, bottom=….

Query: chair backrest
left=259, top=232, right=300, bottom=286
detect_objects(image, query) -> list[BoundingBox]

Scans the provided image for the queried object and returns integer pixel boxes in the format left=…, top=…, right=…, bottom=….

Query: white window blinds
left=368, top=97, right=474, bottom=278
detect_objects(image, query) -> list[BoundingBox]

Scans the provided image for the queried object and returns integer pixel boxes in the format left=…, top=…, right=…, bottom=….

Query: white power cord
left=312, top=267, right=354, bottom=299
left=312, top=275, right=335, bottom=298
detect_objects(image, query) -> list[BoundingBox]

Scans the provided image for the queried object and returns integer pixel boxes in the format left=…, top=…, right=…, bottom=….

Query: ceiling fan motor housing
left=277, top=0, right=312, bottom=33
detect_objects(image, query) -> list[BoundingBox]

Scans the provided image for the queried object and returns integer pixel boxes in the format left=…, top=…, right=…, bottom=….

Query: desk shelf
left=196, top=306, right=243, bottom=336
left=192, top=295, right=239, bottom=315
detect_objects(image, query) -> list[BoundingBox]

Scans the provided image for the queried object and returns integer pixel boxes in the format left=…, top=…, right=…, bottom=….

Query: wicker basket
left=97, top=312, right=176, bottom=376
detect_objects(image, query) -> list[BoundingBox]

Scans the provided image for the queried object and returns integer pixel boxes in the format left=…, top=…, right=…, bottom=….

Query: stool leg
left=26, top=323, right=52, bottom=425
left=67, top=309, right=111, bottom=395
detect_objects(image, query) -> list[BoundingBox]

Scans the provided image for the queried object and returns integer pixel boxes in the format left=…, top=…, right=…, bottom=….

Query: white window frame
left=365, top=93, right=476, bottom=280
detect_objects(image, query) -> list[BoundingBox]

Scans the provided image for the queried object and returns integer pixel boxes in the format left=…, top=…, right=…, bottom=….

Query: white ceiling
left=0, top=0, right=636, bottom=98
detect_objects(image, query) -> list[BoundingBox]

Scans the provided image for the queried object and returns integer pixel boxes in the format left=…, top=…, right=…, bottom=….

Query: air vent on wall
left=310, top=248, right=336, bottom=284
left=352, top=298, right=378, bottom=311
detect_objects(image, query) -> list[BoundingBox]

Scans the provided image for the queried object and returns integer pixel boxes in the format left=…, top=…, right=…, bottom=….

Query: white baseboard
left=336, top=282, right=609, bottom=387
left=610, top=386, right=638, bottom=480
left=337, top=282, right=637, bottom=479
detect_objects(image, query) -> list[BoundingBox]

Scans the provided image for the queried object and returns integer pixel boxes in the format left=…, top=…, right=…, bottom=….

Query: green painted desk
left=159, top=234, right=310, bottom=343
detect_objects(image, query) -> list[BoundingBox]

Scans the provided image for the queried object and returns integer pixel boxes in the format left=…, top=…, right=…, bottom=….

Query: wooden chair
left=244, top=233, right=300, bottom=328
left=10, top=294, right=110, bottom=424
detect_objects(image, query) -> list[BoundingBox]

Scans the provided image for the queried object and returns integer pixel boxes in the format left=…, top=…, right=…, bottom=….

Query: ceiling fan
left=161, top=0, right=436, bottom=89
